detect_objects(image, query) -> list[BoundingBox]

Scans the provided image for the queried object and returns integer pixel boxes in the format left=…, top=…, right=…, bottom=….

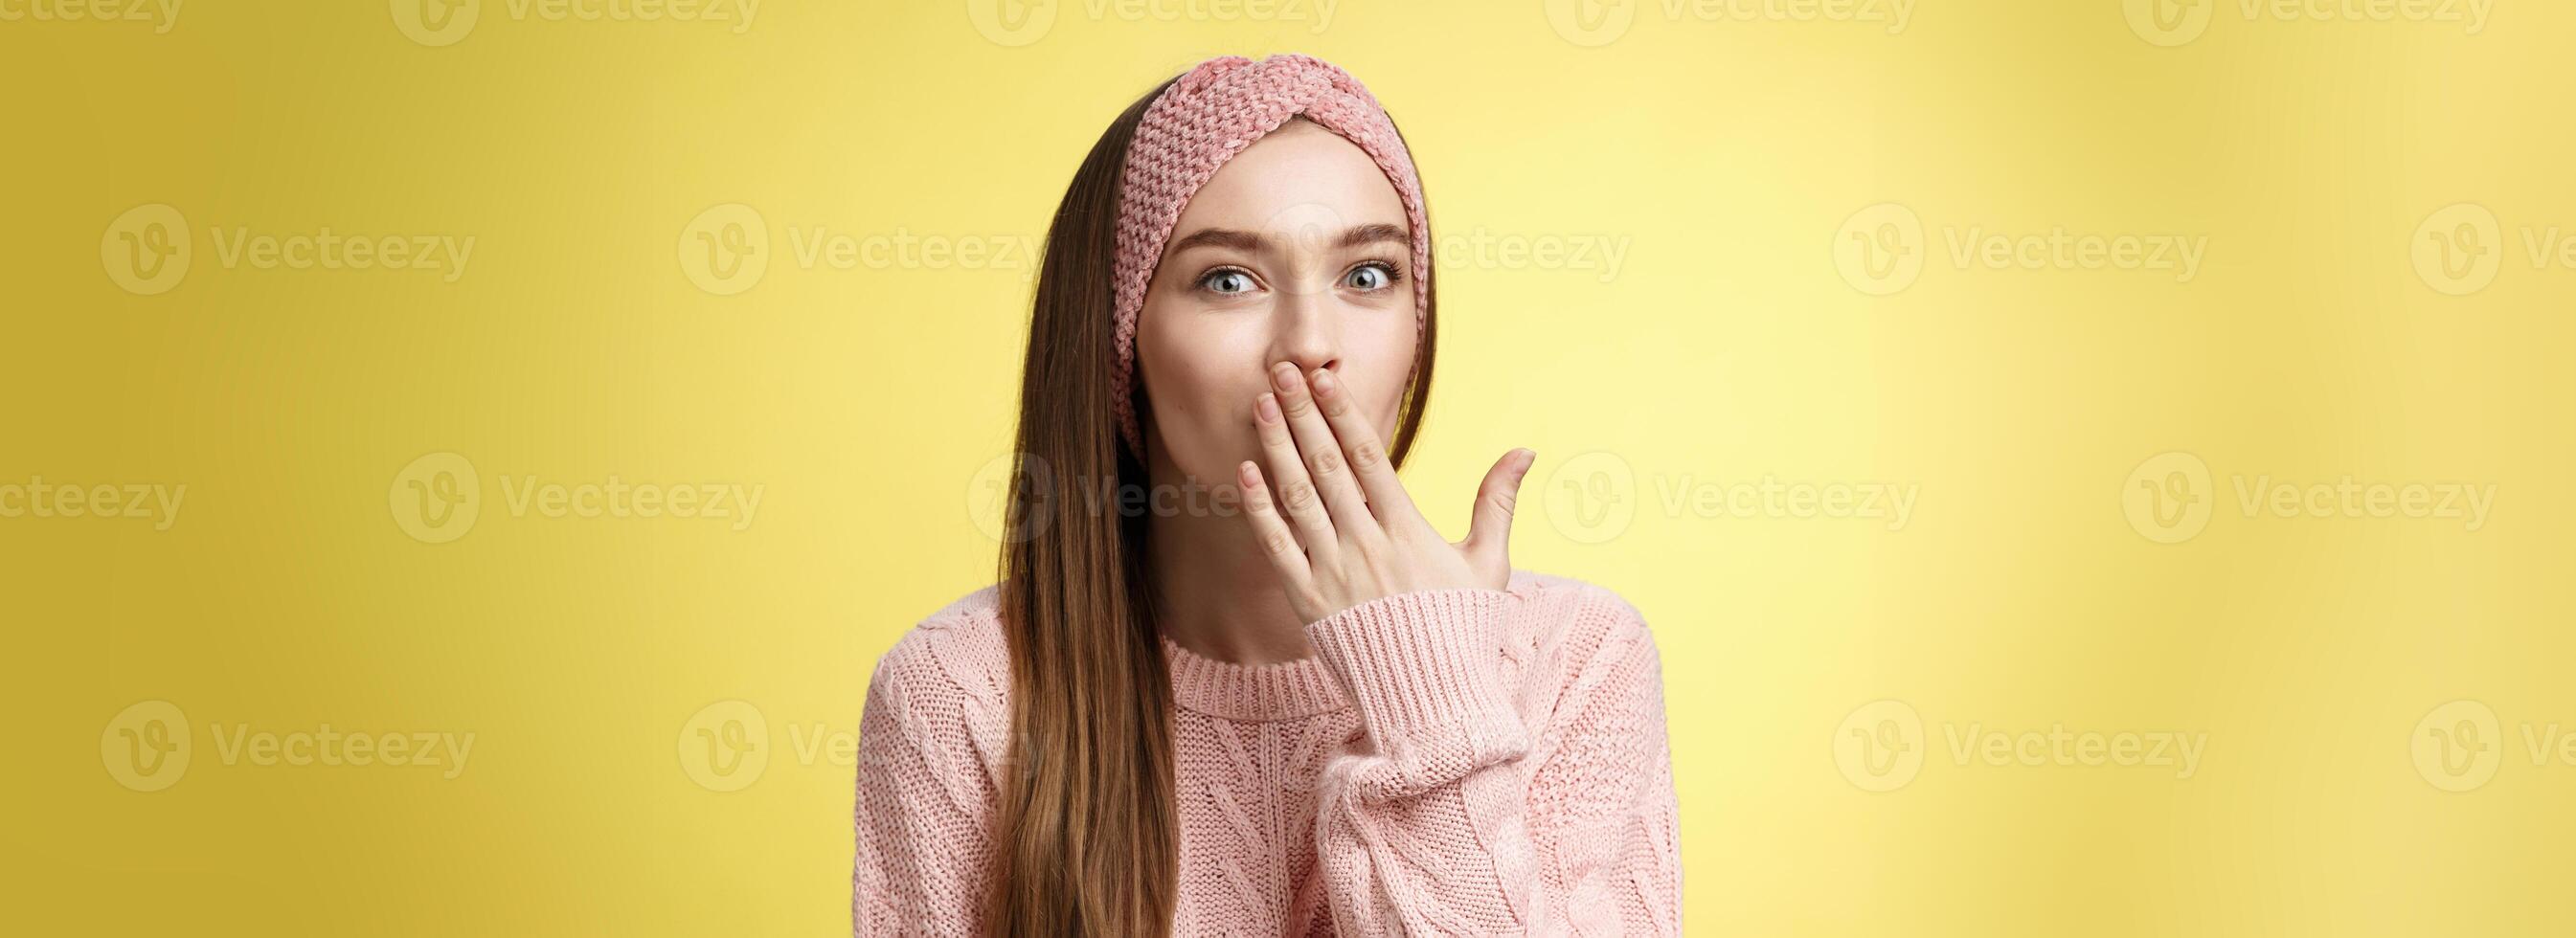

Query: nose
left=1270, top=288, right=1341, bottom=383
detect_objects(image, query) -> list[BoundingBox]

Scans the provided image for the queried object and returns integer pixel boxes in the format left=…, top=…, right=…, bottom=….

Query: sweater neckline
left=1161, top=632, right=1349, bottom=722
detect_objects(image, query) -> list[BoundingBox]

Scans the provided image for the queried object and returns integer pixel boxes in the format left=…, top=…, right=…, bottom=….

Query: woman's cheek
left=1148, top=333, right=1252, bottom=449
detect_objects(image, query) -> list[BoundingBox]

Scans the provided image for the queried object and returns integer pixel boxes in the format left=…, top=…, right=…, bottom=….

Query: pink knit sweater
left=850, top=570, right=1683, bottom=935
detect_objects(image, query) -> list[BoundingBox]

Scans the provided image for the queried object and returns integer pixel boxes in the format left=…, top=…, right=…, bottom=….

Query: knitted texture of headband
left=1109, top=53, right=1432, bottom=458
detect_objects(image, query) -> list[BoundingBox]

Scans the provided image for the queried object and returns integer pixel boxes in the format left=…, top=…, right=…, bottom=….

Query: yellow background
left=9, top=0, right=2572, bottom=934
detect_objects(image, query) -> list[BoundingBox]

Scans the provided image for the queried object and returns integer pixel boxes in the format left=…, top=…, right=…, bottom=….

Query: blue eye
left=1200, top=268, right=1255, bottom=295
left=1345, top=261, right=1401, bottom=292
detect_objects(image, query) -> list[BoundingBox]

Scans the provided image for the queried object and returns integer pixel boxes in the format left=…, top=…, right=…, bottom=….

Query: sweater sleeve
left=850, top=639, right=996, bottom=937
left=1302, top=586, right=1683, bottom=936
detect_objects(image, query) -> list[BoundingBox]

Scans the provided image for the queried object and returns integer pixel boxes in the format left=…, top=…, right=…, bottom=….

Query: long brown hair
left=985, top=70, right=1438, bottom=936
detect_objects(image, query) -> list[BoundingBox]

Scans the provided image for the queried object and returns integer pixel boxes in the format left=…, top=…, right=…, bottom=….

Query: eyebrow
left=1165, top=222, right=1409, bottom=257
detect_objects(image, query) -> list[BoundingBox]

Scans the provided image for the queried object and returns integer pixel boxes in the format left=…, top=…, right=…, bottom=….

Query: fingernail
left=1271, top=362, right=1299, bottom=391
left=1310, top=369, right=1337, bottom=396
left=1255, top=393, right=1280, bottom=423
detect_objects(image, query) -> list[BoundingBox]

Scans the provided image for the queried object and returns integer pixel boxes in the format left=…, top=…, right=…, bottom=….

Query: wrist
left=1302, top=587, right=1525, bottom=758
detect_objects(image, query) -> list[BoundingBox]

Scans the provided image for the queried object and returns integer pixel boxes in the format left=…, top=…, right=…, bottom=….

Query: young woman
left=852, top=53, right=1682, bottom=936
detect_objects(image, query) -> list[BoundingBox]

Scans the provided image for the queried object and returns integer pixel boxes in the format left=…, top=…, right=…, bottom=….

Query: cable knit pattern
left=1109, top=53, right=1435, bottom=458
left=850, top=570, right=1683, bottom=936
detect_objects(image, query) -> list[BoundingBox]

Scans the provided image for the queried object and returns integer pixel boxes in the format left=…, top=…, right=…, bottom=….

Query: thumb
left=1463, top=448, right=1536, bottom=559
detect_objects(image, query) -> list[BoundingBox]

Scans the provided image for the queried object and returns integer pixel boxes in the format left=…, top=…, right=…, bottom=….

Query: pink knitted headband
left=1109, top=53, right=1433, bottom=458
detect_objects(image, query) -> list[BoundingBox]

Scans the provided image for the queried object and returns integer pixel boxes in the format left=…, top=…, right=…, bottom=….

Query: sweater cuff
left=1303, top=587, right=1529, bottom=790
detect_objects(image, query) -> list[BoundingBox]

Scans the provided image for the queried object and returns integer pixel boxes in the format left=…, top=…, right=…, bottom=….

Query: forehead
left=1171, top=119, right=1408, bottom=236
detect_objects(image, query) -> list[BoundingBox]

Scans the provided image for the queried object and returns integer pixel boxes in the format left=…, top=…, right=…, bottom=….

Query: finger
left=1463, top=448, right=1536, bottom=558
left=1269, top=363, right=1385, bottom=551
left=1236, top=459, right=1317, bottom=593
left=1307, top=366, right=1425, bottom=533
left=1254, top=389, right=1341, bottom=570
